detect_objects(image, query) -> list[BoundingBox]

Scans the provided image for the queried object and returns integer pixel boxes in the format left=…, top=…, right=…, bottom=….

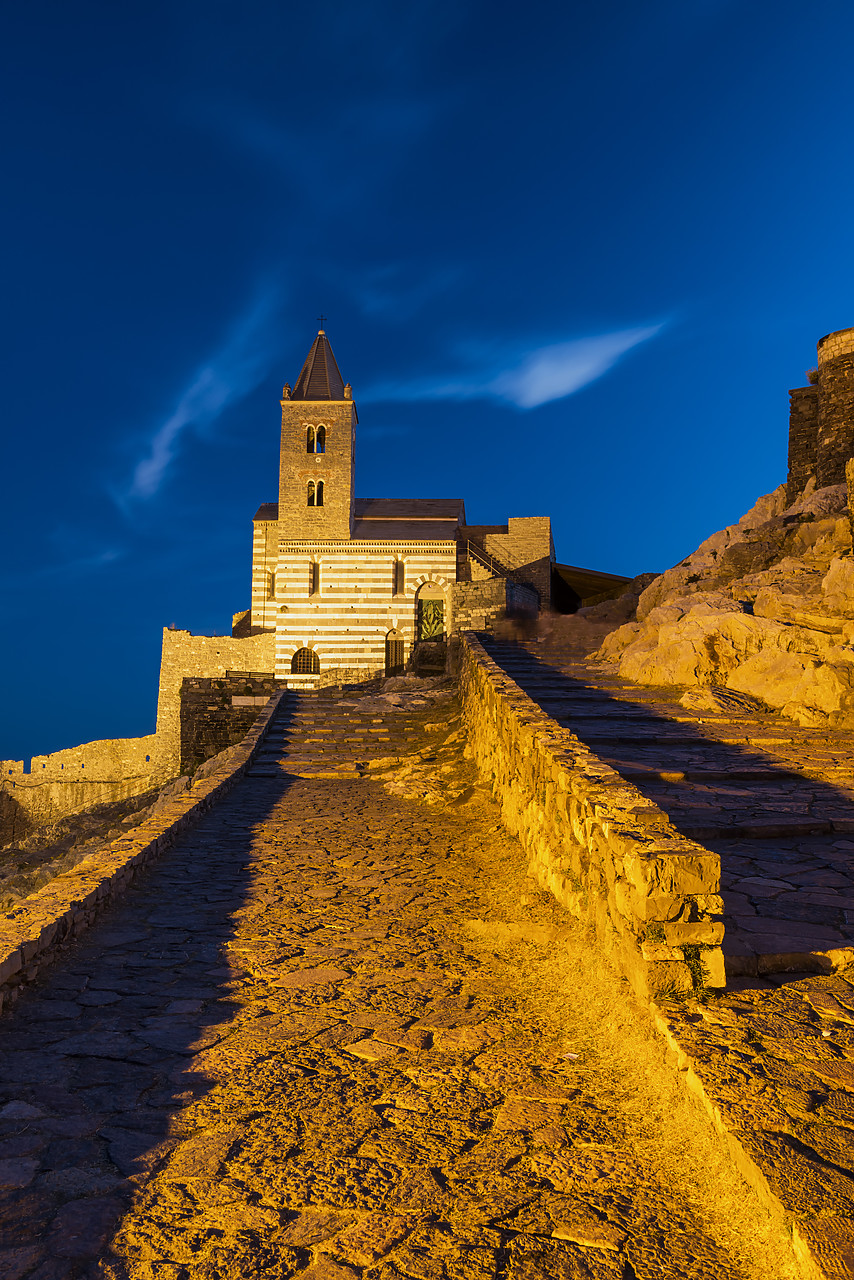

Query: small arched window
left=393, top=560, right=405, bottom=595
left=266, top=571, right=276, bottom=600
left=315, top=425, right=326, bottom=454
left=306, top=426, right=316, bottom=454
left=307, top=481, right=315, bottom=506
left=316, top=480, right=324, bottom=507
left=291, top=647, right=320, bottom=674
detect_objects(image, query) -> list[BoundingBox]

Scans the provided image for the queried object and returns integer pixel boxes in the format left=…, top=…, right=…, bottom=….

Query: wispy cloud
left=362, top=325, right=663, bottom=410
left=127, top=286, right=282, bottom=501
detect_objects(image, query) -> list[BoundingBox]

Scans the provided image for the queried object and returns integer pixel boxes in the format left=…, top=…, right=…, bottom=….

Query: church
left=236, top=325, right=557, bottom=688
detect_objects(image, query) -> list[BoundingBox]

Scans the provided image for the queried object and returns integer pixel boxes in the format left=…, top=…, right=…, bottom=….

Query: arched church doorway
left=385, top=630, right=405, bottom=677
left=291, top=647, right=320, bottom=675
left=415, top=583, right=445, bottom=641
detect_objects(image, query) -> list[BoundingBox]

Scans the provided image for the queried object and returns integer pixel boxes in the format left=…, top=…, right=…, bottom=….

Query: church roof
left=291, top=329, right=346, bottom=400
left=253, top=503, right=279, bottom=522
left=354, top=498, right=465, bottom=522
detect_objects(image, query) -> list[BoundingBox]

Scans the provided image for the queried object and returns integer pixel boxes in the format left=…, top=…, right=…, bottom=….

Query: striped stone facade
left=273, top=539, right=457, bottom=684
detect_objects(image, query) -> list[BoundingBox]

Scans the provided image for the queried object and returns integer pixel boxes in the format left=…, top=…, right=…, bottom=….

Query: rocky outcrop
left=597, top=479, right=854, bottom=727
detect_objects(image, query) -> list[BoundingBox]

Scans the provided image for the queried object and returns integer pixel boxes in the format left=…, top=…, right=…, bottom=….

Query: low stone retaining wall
left=0, top=691, right=286, bottom=1014
left=458, top=633, right=725, bottom=997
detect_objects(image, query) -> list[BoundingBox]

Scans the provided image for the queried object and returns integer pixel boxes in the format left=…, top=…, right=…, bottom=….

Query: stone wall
left=458, top=633, right=724, bottom=999
left=817, top=328, right=854, bottom=488
left=786, top=385, right=819, bottom=502
left=483, top=517, right=554, bottom=606
left=155, top=629, right=276, bottom=779
left=451, top=578, right=539, bottom=633
left=787, top=327, right=854, bottom=497
left=179, top=674, right=280, bottom=774
left=0, top=734, right=161, bottom=847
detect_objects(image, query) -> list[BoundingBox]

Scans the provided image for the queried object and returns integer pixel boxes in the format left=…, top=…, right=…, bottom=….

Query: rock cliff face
left=597, top=476, right=854, bottom=727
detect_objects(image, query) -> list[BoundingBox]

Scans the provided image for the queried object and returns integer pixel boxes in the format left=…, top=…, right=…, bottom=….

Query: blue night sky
left=4, top=0, right=854, bottom=762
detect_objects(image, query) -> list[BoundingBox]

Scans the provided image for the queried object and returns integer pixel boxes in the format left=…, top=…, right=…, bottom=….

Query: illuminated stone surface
left=0, top=689, right=801, bottom=1278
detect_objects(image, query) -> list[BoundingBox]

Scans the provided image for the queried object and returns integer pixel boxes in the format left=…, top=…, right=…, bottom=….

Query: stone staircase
left=248, top=688, right=445, bottom=779
left=480, top=636, right=854, bottom=976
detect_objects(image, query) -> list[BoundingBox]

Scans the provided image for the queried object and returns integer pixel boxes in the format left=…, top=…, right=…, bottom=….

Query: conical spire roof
left=291, top=328, right=346, bottom=400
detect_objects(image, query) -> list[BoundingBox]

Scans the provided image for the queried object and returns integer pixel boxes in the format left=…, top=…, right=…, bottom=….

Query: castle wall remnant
left=788, top=326, right=854, bottom=499
left=0, top=733, right=162, bottom=846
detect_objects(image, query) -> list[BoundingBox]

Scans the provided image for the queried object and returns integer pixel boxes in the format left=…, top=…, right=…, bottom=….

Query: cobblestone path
left=0, top=687, right=797, bottom=1280
left=484, top=638, right=854, bottom=974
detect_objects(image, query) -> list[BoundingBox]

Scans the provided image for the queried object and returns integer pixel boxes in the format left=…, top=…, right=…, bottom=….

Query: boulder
left=596, top=483, right=854, bottom=729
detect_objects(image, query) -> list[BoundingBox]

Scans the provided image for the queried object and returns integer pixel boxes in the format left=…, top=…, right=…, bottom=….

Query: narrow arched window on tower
left=307, top=481, right=315, bottom=506
left=267, top=571, right=276, bottom=600
left=306, top=426, right=316, bottom=454
left=315, top=425, right=326, bottom=454
left=393, top=560, right=405, bottom=595
left=316, top=480, right=324, bottom=507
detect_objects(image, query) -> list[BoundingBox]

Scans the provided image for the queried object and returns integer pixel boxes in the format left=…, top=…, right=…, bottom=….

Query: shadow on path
left=0, top=759, right=296, bottom=1277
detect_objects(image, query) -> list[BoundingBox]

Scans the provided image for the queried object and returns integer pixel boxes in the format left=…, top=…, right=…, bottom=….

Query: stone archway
left=415, top=582, right=445, bottom=641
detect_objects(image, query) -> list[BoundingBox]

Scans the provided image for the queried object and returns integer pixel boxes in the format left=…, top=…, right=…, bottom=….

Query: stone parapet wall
left=0, top=692, right=285, bottom=1014
left=458, top=634, right=724, bottom=998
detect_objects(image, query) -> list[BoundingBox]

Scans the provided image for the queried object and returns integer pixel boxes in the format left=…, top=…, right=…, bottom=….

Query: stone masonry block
left=664, top=920, right=725, bottom=947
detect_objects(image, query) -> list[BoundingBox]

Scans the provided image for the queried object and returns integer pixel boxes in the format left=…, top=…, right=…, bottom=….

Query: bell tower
left=277, top=326, right=356, bottom=540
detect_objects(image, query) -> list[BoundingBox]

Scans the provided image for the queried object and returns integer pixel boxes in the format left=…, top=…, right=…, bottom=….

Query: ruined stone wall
left=458, top=634, right=724, bottom=998
left=179, top=674, right=280, bottom=774
left=155, top=629, right=276, bottom=779
left=0, top=734, right=160, bottom=846
left=786, top=385, right=819, bottom=502
left=817, top=328, right=854, bottom=488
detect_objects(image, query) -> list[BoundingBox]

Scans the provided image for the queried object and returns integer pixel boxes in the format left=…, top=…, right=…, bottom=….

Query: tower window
left=307, top=481, right=315, bottom=506
left=316, top=480, right=324, bottom=506
left=266, top=571, right=276, bottom=600
left=291, top=647, right=320, bottom=675
left=393, top=560, right=405, bottom=595
left=309, top=561, right=320, bottom=595
left=306, top=425, right=326, bottom=453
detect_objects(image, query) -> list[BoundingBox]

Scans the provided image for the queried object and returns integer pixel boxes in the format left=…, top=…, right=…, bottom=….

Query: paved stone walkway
left=0, top=687, right=795, bottom=1279
left=482, top=637, right=854, bottom=974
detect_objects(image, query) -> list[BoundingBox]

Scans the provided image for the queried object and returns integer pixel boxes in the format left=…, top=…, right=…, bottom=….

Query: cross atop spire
left=317, top=314, right=327, bottom=333
left=292, top=325, right=346, bottom=400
